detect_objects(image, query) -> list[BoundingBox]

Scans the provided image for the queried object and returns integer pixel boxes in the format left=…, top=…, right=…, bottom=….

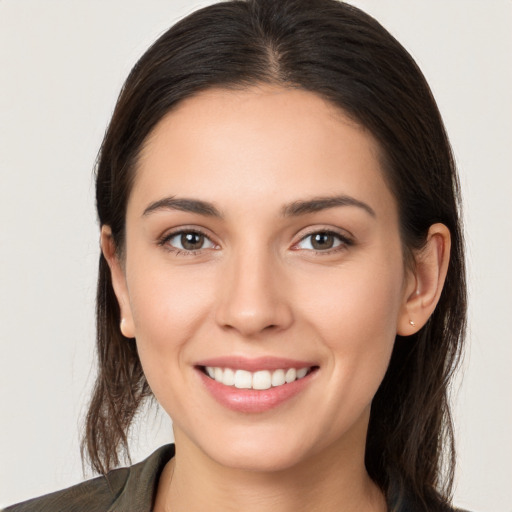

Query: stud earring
left=409, top=320, right=416, bottom=327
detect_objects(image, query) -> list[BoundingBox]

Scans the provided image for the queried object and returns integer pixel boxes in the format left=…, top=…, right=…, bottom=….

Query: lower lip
left=197, top=368, right=317, bottom=413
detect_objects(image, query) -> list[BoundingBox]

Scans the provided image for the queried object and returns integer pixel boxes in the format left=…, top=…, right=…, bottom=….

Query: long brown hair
left=83, top=1, right=466, bottom=509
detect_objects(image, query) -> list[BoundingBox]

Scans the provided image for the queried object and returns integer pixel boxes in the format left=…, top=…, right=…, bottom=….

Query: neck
left=155, top=428, right=386, bottom=512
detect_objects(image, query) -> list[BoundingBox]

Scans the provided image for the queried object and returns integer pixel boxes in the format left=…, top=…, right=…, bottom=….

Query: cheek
left=129, top=259, right=213, bottom=331
left=299, top=255, right=405, bottom=391
left=303, top=258, right=404, bottom=340
left=125, top=261, right=216, bottom=385
left=304, top=261, right=404, bottom=427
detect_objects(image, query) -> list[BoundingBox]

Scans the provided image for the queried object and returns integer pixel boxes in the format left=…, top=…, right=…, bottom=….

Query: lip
left=195, top=356, right=316, bottom=372
left=195, top=357, right=319, bottom=414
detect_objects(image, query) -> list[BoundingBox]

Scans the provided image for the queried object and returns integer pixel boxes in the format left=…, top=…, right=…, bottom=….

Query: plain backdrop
left=0, top=1, right=511, bottom=511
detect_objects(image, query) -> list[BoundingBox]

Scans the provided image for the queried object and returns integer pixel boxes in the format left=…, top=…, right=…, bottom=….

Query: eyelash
left=158, top=228, right=216, bottom=256
left=158, top=228, right=354, bottom=256
left=293, top=229, right=354, bottom=255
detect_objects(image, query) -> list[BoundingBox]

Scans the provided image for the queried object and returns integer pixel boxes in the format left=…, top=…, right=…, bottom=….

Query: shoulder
left=2, top=445, right=175, bottom=512
left=2, top=472, right=120, bottom=512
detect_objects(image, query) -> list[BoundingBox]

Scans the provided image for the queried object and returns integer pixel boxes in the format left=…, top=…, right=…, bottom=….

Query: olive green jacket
left=3, top=444, right=470, bottom=512
left=3, top=445, right=174, bottom=512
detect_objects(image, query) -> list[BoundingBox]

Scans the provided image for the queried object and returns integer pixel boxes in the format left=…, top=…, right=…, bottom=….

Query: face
left=109, top=86, right=415, bottom=473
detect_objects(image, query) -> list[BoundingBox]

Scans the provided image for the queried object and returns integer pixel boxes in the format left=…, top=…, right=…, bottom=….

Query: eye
left=295, top=231, right=351, bottom=251
left=162, top=230, right=216, bottom=253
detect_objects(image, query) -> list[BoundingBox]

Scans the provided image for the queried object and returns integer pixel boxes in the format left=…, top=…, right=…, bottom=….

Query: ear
left=100, top=226, right=135, bottom=338
left=397, top=223, right=451, bottom=336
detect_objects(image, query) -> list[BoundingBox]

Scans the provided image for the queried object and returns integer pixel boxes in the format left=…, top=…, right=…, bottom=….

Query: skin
left=103, top=86, right=450, bottom=512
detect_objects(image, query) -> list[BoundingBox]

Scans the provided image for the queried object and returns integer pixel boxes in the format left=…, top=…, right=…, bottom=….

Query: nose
left=214, top=247, right=294, bottom=338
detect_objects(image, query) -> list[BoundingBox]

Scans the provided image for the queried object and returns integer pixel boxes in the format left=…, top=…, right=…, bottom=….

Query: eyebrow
left=281, top=195, right=376, bottom=218
left=143, top=197, right=223, bottom=218
left=142, top=194, right=376, bottom=219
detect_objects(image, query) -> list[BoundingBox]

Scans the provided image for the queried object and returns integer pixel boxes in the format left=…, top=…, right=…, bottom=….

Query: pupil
left=312, top=233, right=334, bottom=250
left=181, top=232, right=204, bottom=250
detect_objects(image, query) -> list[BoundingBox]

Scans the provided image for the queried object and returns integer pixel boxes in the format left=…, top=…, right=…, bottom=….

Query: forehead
left=131, top=86, right=396, bottom=221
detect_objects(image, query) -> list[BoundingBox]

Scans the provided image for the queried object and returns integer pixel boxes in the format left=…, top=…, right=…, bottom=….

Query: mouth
left=195, top=358, right=319, bottom=413
left=200, top=365, right=316, bottom=390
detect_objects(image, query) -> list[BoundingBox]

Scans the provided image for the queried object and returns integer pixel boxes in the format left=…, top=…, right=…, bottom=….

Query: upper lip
left=195, top=356, right=317, bottom=372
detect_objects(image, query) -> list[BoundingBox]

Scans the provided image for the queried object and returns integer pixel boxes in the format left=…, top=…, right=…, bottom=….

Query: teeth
left=271, top=369, right=285, bottom=387
left=204, top=366, right=311, bottom=389
left=296, top=367, right=308, bottom=379
left=252, top=370, right=272, bottom=390
left=222, top=367, right=235, bottom=386
left=285, top=368, right=296, bottom=383
left=234, top=369, right=252, bottom=389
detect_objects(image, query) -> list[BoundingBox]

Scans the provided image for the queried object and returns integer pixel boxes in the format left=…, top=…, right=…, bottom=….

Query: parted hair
left=84, top=1, right=467, bottom=510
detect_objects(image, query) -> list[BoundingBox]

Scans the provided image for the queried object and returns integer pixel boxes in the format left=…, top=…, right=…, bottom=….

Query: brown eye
left=311, top=232, right=335, bottom=250
left=164, top=230, right=216, bottom=252
left=296, top=231, right=350, bottom=252
left=181, top=232, right=205, bottom=250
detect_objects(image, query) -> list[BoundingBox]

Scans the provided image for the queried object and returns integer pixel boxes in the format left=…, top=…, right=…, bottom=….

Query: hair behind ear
left=81, top=254, right=151, bottom=475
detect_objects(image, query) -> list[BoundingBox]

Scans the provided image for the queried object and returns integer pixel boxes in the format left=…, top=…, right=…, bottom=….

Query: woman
left=4, top=0, right=468, bottom=511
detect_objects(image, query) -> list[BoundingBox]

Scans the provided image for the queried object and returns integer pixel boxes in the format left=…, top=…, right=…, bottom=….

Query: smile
left=196, top=358, right=319, bottom=413
left=204, top=366, right=311, bottom=390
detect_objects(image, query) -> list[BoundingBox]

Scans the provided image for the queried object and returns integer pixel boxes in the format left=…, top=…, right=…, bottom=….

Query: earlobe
left=100, top=226, right=135, bottom=338
left=397, top=223, right=451, bottom=336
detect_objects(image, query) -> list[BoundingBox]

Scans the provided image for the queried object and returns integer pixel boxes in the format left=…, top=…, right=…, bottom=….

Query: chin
left=209, top=442, right=307, bottom=473
left=181, top=422, right=313, bottom=473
